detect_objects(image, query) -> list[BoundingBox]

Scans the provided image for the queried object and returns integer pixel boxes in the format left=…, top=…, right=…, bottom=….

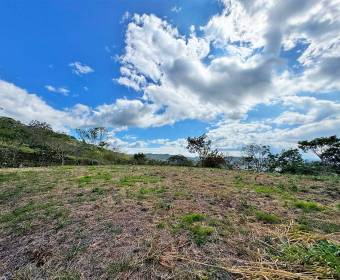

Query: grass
left=277, top=240, right=340, bottom=278
left=175, top=213, right=215, bottom=245
left=181, top=213, right=206, bottom=224
left=107, top=259, right=133, bottom=278
left=190, top=225, right=215, bottom=245
left=118, top=175, right=162, bottom=186
left=298, top=216, right=340, bottom=233
left=255, top=210, right=281, bottom=224
left=0, top=165, right=339, bottom=279
left=104, top=222, right=122, bottom=236
left=294, top=200, right=323, bottom=212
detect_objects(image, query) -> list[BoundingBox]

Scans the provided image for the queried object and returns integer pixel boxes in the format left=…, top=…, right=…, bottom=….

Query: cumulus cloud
left=0, top=79, right=167, bottom=131
left=69, top=61, right=94, bottom=75
left=117, top=2, right=340, bottom=127
left=0, top=80, right=84, bottom=131
left=2, top=0, right=340, bottom=154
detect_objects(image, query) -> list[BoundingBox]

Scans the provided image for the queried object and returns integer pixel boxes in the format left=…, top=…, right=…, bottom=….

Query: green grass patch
left=190, top=225, right=215, bottom=246
left=0, top=200, right=69, bottom=234
left=294, top=200, right=323, bottom=212
left=174, top=213, right=214, bottom=246
left=254, top=185, right=276, bottom=196
left=181, top=213, right=206, bottom=224
left=277, top=240, right=340, bottom=278
left=78, top=175, right=92, bottom=186
left=255, top=210, right=281, bottom=224
left=77, top=172, right=112, bottom=187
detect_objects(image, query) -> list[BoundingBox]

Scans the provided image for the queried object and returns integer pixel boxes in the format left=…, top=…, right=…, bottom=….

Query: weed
left=191, top=225, right=214, bottom=245
left=255, top=210, right=281, bottom=224
left=176, top=213, right=214, bottom=245
left=156, top=222, right=165, bottom=229
left=294, top=200, right=323, bottom=212
left=278, top=240, right=340, bottom=278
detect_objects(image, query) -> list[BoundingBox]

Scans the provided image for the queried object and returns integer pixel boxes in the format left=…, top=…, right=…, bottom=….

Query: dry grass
left=0, top=165, right=339, bottom=279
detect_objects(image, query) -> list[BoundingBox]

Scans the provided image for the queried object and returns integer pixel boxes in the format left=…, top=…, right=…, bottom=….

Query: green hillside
left=0, top=117, right=130, bottom=167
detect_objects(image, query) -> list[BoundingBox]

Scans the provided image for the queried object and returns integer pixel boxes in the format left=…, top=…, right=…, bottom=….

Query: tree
left=242, top=144, right=271, bottom=172
left=134, top=153, right=146, bottom=164
left=298, top=136, right=340, bottom=167
left=27, top=120, right=53, bottom=149
left=167, top=155, right=192, bottom=166
left=187, top=134, right=226, bottom=168
left=76, top=127, right=108, bottom=147
left=275, top=148, right=304, bottom=173
left=49, top=138, right=70, bottom=165
left=187, top=134, right=212, bottom=161
left=28, top=120, right=52, bottom=131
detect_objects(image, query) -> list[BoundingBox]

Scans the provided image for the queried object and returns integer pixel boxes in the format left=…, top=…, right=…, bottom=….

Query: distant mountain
left=145, top=153, right=173, bottom=161
left=145, top=153, right=244, bottom=164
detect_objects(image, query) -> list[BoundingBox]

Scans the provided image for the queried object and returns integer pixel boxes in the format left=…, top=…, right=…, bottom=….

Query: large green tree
left=298, top=136, right=340, bottom=168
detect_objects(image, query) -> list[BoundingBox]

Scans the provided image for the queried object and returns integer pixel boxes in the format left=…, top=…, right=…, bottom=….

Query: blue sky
left=0, top=0, right=339, bottom=156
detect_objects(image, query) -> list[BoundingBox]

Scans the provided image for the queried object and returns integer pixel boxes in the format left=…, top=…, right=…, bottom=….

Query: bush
left=202, top=153, right=226, bottom=168
left=133, top=153, right=146, bottom=164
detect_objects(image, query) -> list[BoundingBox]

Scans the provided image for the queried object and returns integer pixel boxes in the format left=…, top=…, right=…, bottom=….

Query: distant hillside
left=145, top=153, right=199, bottom=162
left=0, top=117, right=130, bottom=167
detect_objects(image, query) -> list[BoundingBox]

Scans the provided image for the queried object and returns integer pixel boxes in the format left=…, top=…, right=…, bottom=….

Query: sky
left=0, top=0, right=339, bottom=157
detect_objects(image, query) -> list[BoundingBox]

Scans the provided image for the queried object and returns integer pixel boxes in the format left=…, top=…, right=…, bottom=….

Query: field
left=0, top=165, right=339, bottom=279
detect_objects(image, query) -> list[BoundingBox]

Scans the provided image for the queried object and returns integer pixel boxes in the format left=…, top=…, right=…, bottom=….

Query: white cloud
left=2, top=1, right=340, bottom=154
left=120, top=11, right=131, bottom=24
left=171, top=6, right=182, bottom=13
left=69, top=61, right=94, bottom=75
left=45, top=85, right=70, bottom=96
left=1, top=80, right=84, bottom=131
left=0, top=79, right=168, bottom=131
left=115, top=1, right=340, bottom=133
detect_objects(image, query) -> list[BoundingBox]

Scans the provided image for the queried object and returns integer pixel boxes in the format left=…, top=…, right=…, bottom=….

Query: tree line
left=183, top=133, right=340, bottom=174
left=1, top=116, right=339, bottom=174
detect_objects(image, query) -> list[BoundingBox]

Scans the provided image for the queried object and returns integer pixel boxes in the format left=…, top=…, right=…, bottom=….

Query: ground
left=0, top=165, right=339, bottom=279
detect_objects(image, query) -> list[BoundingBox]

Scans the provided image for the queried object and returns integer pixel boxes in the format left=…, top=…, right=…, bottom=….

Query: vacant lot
left=0, top=165, right=339, bottom=279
